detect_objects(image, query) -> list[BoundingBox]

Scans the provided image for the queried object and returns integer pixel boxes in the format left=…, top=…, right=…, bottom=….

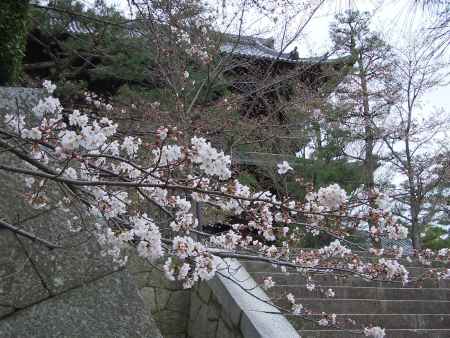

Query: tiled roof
left=219, top=35, right=339, bottom=65
left=43, top=10, right=347, bottom=66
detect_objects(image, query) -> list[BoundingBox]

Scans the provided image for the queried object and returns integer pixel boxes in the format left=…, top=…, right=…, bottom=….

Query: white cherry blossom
left=364, top=326, right=386, bottom=338
left=277, top=161, right=293, bottom=175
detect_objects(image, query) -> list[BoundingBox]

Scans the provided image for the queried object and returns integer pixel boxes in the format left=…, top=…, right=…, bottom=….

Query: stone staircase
left=240, top=252, right=450, bottom=338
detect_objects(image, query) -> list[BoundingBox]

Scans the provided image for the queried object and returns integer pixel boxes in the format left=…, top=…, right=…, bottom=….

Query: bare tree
left=413, top=0, right=449, bottom=55
left=383, top=35, right=450, bottom=249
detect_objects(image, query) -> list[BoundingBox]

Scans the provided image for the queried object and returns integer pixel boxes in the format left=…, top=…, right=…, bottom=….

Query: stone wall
left=126, top=250, right=301, bottom=338
left=0, top=86, right=44, bottom=114
left=188, top=282, right=244, bottom=338
left=0, top=86, right=189, bottom=338
left=116, top=249, right=253, bottom=338
left=0, top=160, right=163, bottom=338
left=0, top=87, right=162, bottom=338
left=127, top=254, right=191, bottom=338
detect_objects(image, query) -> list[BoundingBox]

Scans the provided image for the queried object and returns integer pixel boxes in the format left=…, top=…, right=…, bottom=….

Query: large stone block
left=154, top=309, right=189, bottom=335
left=188, top=302, right=218, bottom=338
left=197, top=282, right=212, bottom=303
left=16, top=229, right=116, bottom=295
left=0, top=87, right=44, bottom=116
left=216, top=318, right=243, bottom=338
left=0, top=160, right=117, bottom=295
left=0, top=229, right=50, bottom=313
left=0, top=87, right=163, bottom=337
left=0, top=270, right=162, bottom=338
left=165, top=290, right=190, bottom=312
left=141, top=287, right=158, bottom=314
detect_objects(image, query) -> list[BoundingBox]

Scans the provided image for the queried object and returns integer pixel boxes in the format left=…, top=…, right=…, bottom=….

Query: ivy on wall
left=0, top=0, right=30, bottom=85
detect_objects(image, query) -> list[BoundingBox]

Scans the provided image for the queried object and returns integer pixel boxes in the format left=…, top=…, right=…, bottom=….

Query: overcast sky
left=298, top=0, right=449, bottom=113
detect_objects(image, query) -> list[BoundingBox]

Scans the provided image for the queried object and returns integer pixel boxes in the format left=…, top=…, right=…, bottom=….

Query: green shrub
left=422, top=225, right=450, bottom=250
left=0, top=1, right=29, bottom=84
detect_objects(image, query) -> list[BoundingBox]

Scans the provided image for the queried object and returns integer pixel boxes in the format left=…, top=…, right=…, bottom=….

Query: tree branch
left=0, top=219, right=61, bottom=249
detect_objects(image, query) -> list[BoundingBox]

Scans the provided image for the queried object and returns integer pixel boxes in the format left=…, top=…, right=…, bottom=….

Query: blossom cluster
left=170, top=25, right=210, bottom=64
left=190, top=136, right=231, bottom=180
left=286, top=293, right=303, bottom=315
left=169, top=197, right=198, bottom=233
left=317, top=184, right=348, bottom=210
left=277, top=160, right=293, bottom=175
left=364, top=326, right=386, bottom=338
left=210, top=229, right=243, bottom=250
left=263, top=276, right=275, bottom=290
left=164, top=236, right=216, bottom=289
left=318, top=240, right=351, bottom=258
left=96, top=213, right=163, bottom=265
left=4, top=81, right=441, bottom=311
left=378, top=258, right=409, bottom=285
left=300, top=184, right=349, bottom=234
left=353, top=188, right=409, bottom=241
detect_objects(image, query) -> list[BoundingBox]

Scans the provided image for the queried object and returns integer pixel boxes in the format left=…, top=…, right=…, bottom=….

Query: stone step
left=287, top=313, right=450, bottom=330
left=289, top=249, right=419, bottom=257
left=357, top=257, right=448, bottom=268
left=287, top=250, right=449, bottom=267
left=252, top=272, right=450, bottom=288
left=297, top=329, right=450, bottom=338
left=271, top=298, right=450, bottom=314
left=241, top=260, right=439, bottom=277
left=266, top=285, right=450, bottom=301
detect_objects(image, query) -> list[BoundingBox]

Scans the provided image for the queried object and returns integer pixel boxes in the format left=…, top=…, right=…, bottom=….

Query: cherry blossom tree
left=1, top=1, right=449, bottom=337
left=383, top=35, right=450, bottom=249
left=2, top=79, right=446, bottom=337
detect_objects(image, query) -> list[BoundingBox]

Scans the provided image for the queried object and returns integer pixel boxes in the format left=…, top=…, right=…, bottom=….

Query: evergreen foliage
left=422, top=225, right=450, bottom=250
left=0, top=0, right=30, bottom=84
left=28, top=0, right=154, bottom=94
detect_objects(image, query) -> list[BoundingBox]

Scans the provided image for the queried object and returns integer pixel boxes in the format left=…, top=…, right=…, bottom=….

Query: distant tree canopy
left=23, top=0, right=231, bottom=107
left=26, top=0, right=156, bottom=94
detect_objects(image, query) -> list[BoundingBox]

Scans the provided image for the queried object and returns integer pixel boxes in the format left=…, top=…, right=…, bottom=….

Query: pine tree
left=330, top=10, right=398, bottom=204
